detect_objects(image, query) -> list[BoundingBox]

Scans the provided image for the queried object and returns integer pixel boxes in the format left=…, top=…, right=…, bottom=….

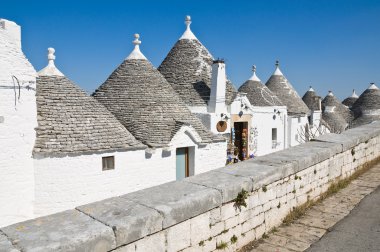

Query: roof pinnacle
left=249, top=64, right=261, bottom=81
left=328, top=90, right=334, bottom=96
left=351, top=89, right=359, bottom=98
left=368, top=82, right=379, bottom=90
left=308, top=86, right=314, bottom=92
left=38, top=47, right=64, bottom=77
left=273, top=60, right=283, bottom=76
left=179, top=15, right=197, bottom=40
left=126, top=33, right=147, bottom=60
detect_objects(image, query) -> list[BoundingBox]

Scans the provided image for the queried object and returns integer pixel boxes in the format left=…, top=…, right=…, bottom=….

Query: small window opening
left=272, top=128, right=278, bottom=149
left=102, top=156, right=115, bottom=171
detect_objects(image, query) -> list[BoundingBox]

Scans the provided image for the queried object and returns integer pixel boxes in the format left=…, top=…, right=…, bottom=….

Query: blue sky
left=2, top=0, right=380, bottom=99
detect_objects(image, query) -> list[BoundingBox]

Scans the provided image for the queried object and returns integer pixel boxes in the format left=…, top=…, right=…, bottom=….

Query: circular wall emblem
left=216, top=121, right=227, bottom=132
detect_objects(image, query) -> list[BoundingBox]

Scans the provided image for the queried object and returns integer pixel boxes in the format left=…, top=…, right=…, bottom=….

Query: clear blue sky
left=2, top=0, right=380, bottom=100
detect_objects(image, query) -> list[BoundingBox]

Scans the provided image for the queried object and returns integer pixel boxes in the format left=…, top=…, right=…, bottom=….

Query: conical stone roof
left=302, top=86, right=321, bottom=111
left=342, top=89, right=358, bottom=108
left=352, top=83, right=380, bottom=117
left=322, top=91, right=353, bottom=122
left=238, top=65, right=283, bottom=106
left=265, top=61, right=309, bottom=115
left=34, top=48, right=144, bottom=155
left=322, top=112, right=347, bottom=133
left=158, top=16, right=236, bottom=107
left=93, top=35, right=219, bottom=147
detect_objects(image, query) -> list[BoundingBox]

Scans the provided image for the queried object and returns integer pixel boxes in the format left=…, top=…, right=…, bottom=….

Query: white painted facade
left=33, top=133, right=226, bottom=218
left=0, top=19, right=37, bottom=228
left=0, top=19, right=227, bottom=227
left=287, top=115, right=309, bottom=147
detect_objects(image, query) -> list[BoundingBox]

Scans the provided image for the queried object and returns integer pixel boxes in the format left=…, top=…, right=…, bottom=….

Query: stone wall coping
left=1, top=121, right=379, bottom=251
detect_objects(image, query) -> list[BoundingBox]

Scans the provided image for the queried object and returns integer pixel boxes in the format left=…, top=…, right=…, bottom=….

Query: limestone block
left=0, top=233, right=19, bottom=252
left=220, top=202, right=239, bottom=220
left=184, top=171, right=252, bottom=203
left=190, top=212, right=210, bottom=245
left=210, top=207, right=221, bottom=225
left=210, top=221, right=224, bottom=237
left=123, top=181, right=222, bottom=228
left=241, top=213, right=264, bottom=233
left=113, top=243, right=135, bottom=252
left=1, top=210, right=116, bottom=252
left=167, top=220, right=191, bottom=252
left=255, top=223, right=266, bottom=239
left=76, top=197, right=162, bottom=246
left=224, top=215, right=240, bottom=230
left=247, top=192, right=260, bottom=209
left=258, top=186, right=276, bottom=205
left=238, top=229, right=255, bottom=248
left=135, top=231, right=166, bottom=252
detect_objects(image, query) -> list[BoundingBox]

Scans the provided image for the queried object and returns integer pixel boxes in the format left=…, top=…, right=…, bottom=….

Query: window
left=298, top=117, right=301, bottom=123
left=272, top=128, right=277, bottom=141
left=272, top=128, right=277, bottom=149
left=102, top=156, right=115, bottom=171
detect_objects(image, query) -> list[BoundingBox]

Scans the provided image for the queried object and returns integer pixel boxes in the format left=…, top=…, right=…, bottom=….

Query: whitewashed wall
left=287, top=115, right=309, bottom=147
left=33, top=127, right=226, bottom=218
left=251, top=107, right=287, bottom=156
left=0, top=19, right=37, bottom=228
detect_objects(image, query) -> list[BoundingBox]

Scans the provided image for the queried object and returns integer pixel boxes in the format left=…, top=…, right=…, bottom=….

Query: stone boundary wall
left=1, top=122, right=380, bottom=252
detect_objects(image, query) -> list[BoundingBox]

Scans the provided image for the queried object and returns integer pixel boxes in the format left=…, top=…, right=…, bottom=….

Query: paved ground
left=306, top=186, right=380, bottom=252
left=242, top=162, right=380, bottom=252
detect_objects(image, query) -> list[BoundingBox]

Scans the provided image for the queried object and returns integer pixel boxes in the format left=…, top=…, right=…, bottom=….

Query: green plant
left=216, top=241, right=228, bottom=250
left=208, top=237, right=212, bottom=241
left=230, top=235, right=238, bottom=244
left=262, top=186, right=267, bottom=192
left=233, top=189, right=249, bottom=211
left=241, top=233, right=246, bottom=237
left=270, top=227, right=278, bottom=233
left=262, top=233, right=269, bottom=239
left=353, top=158, right=357, bottom=162
left=199, top=240, right=205, bottom=246
left=277, top=202, right=281, bottom=208
left=292, top=189, right=296, bottom=194
left=351, top=148, right=356, bottom=156
left=294, top=175, right=299, bottom=180
left=314, top=169, right=317, bottom=174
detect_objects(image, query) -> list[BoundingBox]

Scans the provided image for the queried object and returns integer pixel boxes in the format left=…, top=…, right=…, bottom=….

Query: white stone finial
left=273, top=60, right=283, bottom=76
left=308, top=86, right=314, bottom=92
left=351, top=89, right=359, bottom=98
left=328, top=90, right=334, bottom=96
left=249, top=65, right=261, bottom=81
left=38, top=47, right=64, bottom=77
left=180, top=15, right=197, bottom=40
left=126, top=33, right=147, bottom=60
left=368, top=83, right=379, bottom=90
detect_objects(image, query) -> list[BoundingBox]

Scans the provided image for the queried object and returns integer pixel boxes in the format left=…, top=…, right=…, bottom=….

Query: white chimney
left=208, top=59, right=226, bottom=113
left=0, top=19, right=21, bottom=49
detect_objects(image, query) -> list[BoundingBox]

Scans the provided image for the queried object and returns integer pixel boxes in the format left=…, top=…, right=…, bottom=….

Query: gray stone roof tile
left=34, top=76, right=144, bottom=154
left=158, top=38, right=236, bottom=107
left=238, top=79, right=283, bottom=106
left=302, top=88, right=321, bottom=111
left=93, top=58, right=221, bottom=146
left=265, top=72, right=309, bottom=115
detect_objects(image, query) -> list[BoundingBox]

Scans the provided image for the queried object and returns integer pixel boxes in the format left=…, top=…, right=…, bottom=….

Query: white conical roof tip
left=328, top=90, right=334, bottom=96
left=180, top=15, right=197, bottom=40
left=273, top=60, right=283, bottom=76
left=368, top=83, right=379, bottom=90
left=308, top=86, right=314, bottom=92
left=351, top=89, right=359, bottom=98
left=249, top=64, right=261, bottom=81
left=126, top=33, right=147, bottom=60
left=38, top=47, right=64, bottom=77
